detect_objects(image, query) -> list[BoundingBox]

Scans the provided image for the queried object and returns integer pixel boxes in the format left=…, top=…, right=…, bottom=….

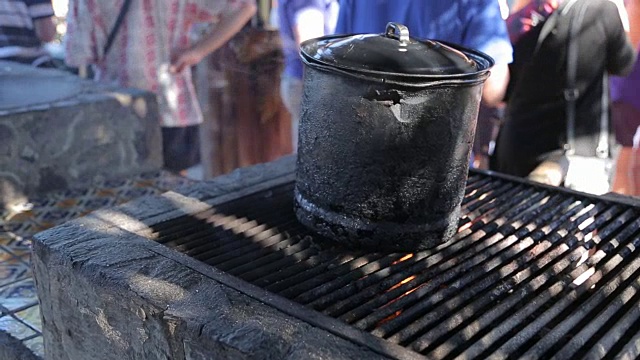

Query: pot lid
left=301, top=23, right=478, bottom=76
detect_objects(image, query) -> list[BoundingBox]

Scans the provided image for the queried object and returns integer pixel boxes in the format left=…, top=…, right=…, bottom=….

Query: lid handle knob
left=385, top=22, right=410, bottom=46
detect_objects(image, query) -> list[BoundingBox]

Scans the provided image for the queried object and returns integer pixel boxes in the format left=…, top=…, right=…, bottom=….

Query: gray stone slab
left=32, top=203, right=389, bottom=359
left=0, top=61, right=162, bottom=209
left=0, top=63, right=85, bottom=111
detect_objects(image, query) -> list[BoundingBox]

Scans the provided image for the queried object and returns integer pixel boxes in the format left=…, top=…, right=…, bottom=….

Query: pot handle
left=385, top=23, right=410, bottom=46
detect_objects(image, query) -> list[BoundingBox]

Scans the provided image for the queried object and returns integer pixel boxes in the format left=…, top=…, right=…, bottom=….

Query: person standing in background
left=0, top=0, right=56, bottom=66
left=334, top=0, right=513, bottom=170
left=492, top=0, right=635, bottom=193
left=611, top=0, right=640, bottom=196
left=334, top=0, right=513, bottom=109
left=277, top=0, right=338, bottom=151
left=472, top=0, right=511, bottom=169
left=64, top=0, right=256, bottom=177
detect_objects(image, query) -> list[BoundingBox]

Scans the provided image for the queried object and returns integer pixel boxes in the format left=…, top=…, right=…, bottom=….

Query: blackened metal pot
left=294, top=23, right=494, bottom=251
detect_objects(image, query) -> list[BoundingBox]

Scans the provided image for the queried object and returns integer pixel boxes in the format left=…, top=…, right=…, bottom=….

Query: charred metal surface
left=294, top=66, right=483, bottom=251
left=363, top=88, right=404, bottom=106
left=151, top=170, right=640, bottom=359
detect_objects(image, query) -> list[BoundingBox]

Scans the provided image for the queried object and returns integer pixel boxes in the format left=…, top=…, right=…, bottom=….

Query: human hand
left=170, top=47, right=205, bottom=73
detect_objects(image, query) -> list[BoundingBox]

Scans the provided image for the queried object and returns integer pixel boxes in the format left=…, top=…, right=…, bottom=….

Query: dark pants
left=161, top=125, right=201, bottom=172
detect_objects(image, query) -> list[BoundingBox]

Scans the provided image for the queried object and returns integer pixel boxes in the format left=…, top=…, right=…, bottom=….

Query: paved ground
left=0, top=171, right=194, bottom=358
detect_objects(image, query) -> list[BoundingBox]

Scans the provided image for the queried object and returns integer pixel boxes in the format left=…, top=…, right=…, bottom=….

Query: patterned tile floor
left=0, top=171, right=195, bottom=358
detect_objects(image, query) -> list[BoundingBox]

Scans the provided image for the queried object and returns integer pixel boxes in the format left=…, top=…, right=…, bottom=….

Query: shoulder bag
left=534, top=0, right=613, bottom=194
left=77, top=0, right=132, bottom=78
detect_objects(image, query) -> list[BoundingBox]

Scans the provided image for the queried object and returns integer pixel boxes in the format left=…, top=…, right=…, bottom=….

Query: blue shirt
left=278, top=0, right=338, bottom=79
left=335, top=0, right=513, bottom=65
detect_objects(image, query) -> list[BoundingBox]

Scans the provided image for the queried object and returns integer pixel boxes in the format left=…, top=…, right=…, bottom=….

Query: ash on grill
left=151, top=171, right=640, bottom=360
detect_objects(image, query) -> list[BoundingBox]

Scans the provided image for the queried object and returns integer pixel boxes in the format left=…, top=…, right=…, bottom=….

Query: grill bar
left=296, top=253, right=412, bottom=307
left=341, top=191, right=556, bottom=330
left=201, top=220, right=305, bottom=270
left=381, top=202, right=611, bottom=346
left=340, top=193, right=569, bottom=327
left=305, top=186, right=537, bottom=315
left=523, top=215, right=640, bottom=359
left=473, top=208, right=640, bottom=360
left=150, top=171, right=640, bottom=359
left=269, top=253, right=385, bottom=297
left=231, top=237, right=317, bottom=281
left=417, top=204, right=624, bottom=359
left=157, top=209, right=288, bottom=257
left=611, top=317, right=640, bottom=359
left=350, top=192, right=572, bottom=334
left=428, top=205, right=628, bottom=359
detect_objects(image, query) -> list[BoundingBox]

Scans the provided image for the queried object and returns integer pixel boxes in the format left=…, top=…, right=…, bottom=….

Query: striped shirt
left=0, top=0, right=54, bottom=59
left=65, top=0, right=250, bottom=128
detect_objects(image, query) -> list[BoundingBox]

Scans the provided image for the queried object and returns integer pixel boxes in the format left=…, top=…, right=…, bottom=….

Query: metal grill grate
left=151, top=171, right=640, bottom=359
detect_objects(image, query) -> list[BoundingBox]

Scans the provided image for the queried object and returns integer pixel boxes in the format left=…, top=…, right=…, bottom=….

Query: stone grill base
left=32, top=157, right=390, bottom=360
left=0, top=61, right=162, bottom=209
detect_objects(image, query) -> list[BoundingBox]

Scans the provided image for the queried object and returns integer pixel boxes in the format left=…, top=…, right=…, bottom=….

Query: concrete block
left=0, top=61, right=162, bottom=208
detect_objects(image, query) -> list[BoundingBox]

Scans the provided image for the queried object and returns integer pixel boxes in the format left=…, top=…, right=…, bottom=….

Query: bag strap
left=564, top=0, right=591, bottom=156
left=564, top=0, right=581, bottom=154
left=534, top=0, right=578, bottom=56
left=103, top=0, right=133, bottom=57
left=597, top=73, right=610, bottom=159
